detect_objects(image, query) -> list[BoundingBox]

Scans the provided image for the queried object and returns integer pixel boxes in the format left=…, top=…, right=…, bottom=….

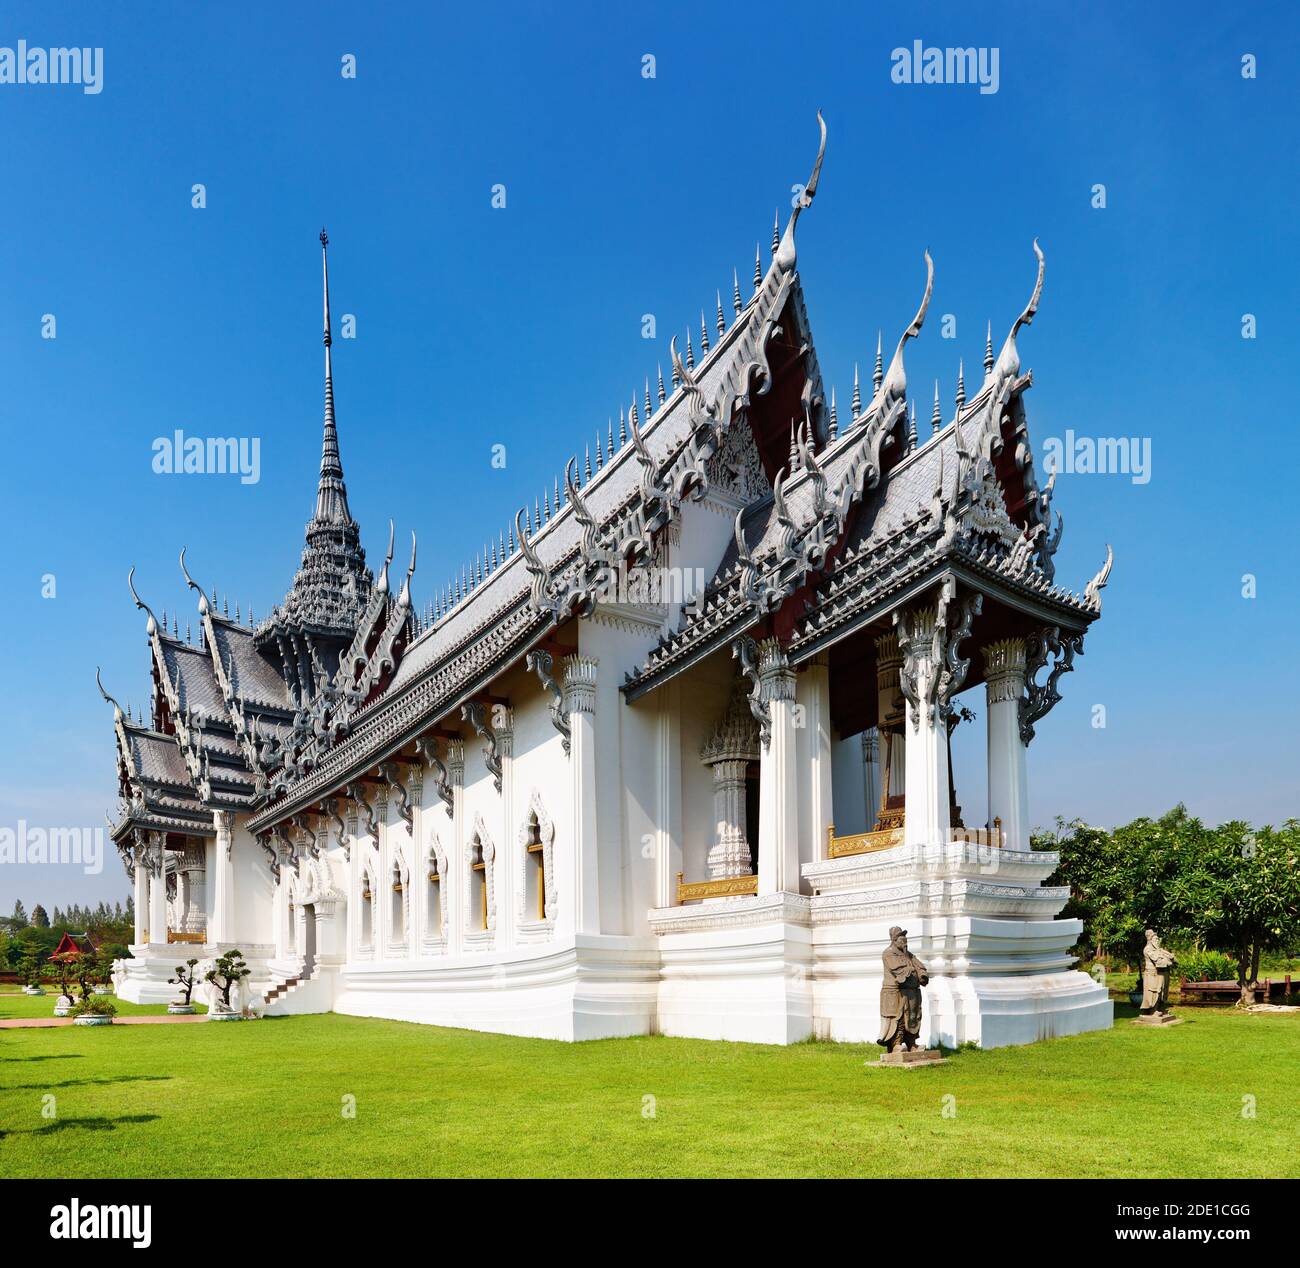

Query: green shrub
left=71, top=996, right=117, bottom=1018
left=1178, top=950, right=1237, bottom=982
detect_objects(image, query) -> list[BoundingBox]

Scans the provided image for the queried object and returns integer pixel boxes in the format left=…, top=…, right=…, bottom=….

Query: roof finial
left=753, top=243, right=762, bottom=291
left=716, top=290, right=726, bottom=336
left=595, top=430, right=604, bottom=470
left=983, top=319, right=994, bottom=379
left=955, top=358, right=966, bottom=411
left=700, top=310, right=709, bottom=355
left=584, top=444, right=592, bottom=482
left=991, top=239, right=1046, bottom=383
left=851, top=362, right=861, bottom=416
left=608, top=418, right=615, bottom=457
left=875, top=251, right=934, bottom=416
left=828, top=386, right=838, bottom=441
left=772, top=210, right=780, bottom=257
left=873, top=330, right=884, bottom=395
left=907, top=400, right=918, bottom=452
left=95, top=667, right=124, bottom=721
left=685, top=327, right=695, bottom=370
left=657, top=363, right=666, bottom=404
left=619, top=406, right=628, bottom=445
left=732, top=268, right=742, bottom=316
left=788, top=422, right=798, bottom=471
left=645, top=377, right=652, bottom=420
left=932, top=380, right=942, bottom=434
left=316, top=228, right=353, bottom=527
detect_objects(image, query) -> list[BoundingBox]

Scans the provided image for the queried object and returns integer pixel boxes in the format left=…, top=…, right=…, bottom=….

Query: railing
left=826, top=815, right=1005, bottom=858
left=825, top=824, right=903, bottom=858
left=676, top=872, right=758, bottom=904
left=952, top=819, right=1004, bottom=848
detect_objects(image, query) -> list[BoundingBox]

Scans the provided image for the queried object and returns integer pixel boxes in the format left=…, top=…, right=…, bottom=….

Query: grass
left=0, top=991, right=207, bottom=1020
left=0, top=990, right=1295, bottom=1178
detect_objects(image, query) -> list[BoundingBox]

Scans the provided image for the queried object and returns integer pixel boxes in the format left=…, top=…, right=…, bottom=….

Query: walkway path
left=0, top=1014, right=209, bottom=1029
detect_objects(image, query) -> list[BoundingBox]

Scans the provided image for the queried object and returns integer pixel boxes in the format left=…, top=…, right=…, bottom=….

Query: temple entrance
left=300, top=902, right=317, bottom=976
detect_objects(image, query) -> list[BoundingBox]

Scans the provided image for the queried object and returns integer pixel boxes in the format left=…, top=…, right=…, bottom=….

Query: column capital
left=561, top=654, right=599, bottom=714
left=983, top=637, right=1028, bottom=702
left=755, top=638, right=796, bottom=704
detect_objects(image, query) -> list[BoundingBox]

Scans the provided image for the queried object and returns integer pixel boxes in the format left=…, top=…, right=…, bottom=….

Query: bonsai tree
left=204, top=949, right=250, bottom=1012
left=72, top=948, right=113, bottom=1002
left=50, top=950, right=78, bottom=998
left=71, top=995, right=117, bottom=1018
left=169, top=958, right=199, bottom=1006
left=17, top=950, right=43, bottom=989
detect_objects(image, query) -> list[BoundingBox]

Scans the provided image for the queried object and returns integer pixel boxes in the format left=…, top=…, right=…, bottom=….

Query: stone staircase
left=261, top=955, right=316, bottom=1009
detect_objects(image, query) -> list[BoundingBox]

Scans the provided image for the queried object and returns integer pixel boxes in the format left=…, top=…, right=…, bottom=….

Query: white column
left=654, top=680, right=683, bottom=909
left=757, top=640, right=800, bottom=895
left=447, top=741, right=465, bottom=952
left=498, top=709, right=515, bottom=945
left=563, top=655, right=600, bottom=934
left=802, top=654, right=834, bottom=862
left=210, top=811, right=234, bottom=943
left=900, top=609, right=952, bottom=850
left=984, top=638, right=1030, bottom=849
left=132, top=837, right=148, bottom=945
left=147, top=833, right=168, bottom=946
left=874, top=632, right=906, bottom=827
left=862, top=730, right=881, bottom=831
left=705, top=759, right=750, bottom=878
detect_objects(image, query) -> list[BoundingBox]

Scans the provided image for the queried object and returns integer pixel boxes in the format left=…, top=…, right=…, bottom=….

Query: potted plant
left=167, top=958, right=200, bottom=1014
left=71, top=996, right=117, bottom=1026
left=204, top=949, right=251, bottom=1020
left=18, top=951, right=45, bottom=995
left=50, top=951, right=77, bottom=1015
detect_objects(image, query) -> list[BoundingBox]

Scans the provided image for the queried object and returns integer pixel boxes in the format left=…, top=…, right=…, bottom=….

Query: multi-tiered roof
left=103, top=115, right=1112, bottom=857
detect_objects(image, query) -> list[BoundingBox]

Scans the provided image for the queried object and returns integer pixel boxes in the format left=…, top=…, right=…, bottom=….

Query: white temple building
left=105, top=118, right=1114, bottom=1047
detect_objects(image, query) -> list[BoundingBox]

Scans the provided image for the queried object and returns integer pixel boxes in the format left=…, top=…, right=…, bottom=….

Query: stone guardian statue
left=878, top=926, right=928, bottom=1052
left=1137, top=928, right=1178, bottom=1024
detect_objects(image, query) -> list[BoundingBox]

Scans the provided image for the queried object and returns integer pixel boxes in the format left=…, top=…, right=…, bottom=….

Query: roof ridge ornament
left=126, top=567, right=160, bottom=635
left=774, top=110, right=826, bottom=274
left=992, top=239, right=1044, bottom=384
left=178, top=547, right=210, bottom=616
left=1084, top=544, right=1113, bottom=610
left=95, top=667, right=124, bottom=721
left=873, top=249, right=934, bottom=420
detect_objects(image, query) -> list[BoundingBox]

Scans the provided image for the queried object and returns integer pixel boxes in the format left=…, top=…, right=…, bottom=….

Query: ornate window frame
left=423, top=831, right=449, bottom=950
left=516, top=788, right=557, bottom=939
left=465, top=812, right=496, bottom=946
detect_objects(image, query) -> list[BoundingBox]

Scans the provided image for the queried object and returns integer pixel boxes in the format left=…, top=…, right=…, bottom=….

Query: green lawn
left=0, top=991, right=206, bottom=1019
left=0, top=991, right=1294, bottom=1178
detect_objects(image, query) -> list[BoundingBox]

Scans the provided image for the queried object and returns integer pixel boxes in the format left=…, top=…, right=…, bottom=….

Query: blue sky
left=1, top=1, right=1297, bottom=911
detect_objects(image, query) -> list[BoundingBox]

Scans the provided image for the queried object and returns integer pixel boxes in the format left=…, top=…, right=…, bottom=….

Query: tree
left=169, top=958, right=200, bottom=1006
left=10, top=900, right=28, bottom=929
left=68, top=948, right=114, bottom=1003
left=50, top=951, right=79, bottom=997
left=205, top=949, right=250, bottom=1011
left=1037, top=807, right=1197, bottom=966
left=1172, top=820, right=1300, bottom=1006
left=31, top=904, right=50, bottom=928
left=17, top=950, right=43, bottom=988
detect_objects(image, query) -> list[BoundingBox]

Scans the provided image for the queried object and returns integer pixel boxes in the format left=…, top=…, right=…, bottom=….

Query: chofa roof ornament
left=874, top=250, right=934, bottom=421
left=178, top=547, right=209, bottom=615
left=774, top=111, right=827, bottom=274
left=126, top=567, right=159, bottom=636
left=991, top=238, right=1045, bottom=384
